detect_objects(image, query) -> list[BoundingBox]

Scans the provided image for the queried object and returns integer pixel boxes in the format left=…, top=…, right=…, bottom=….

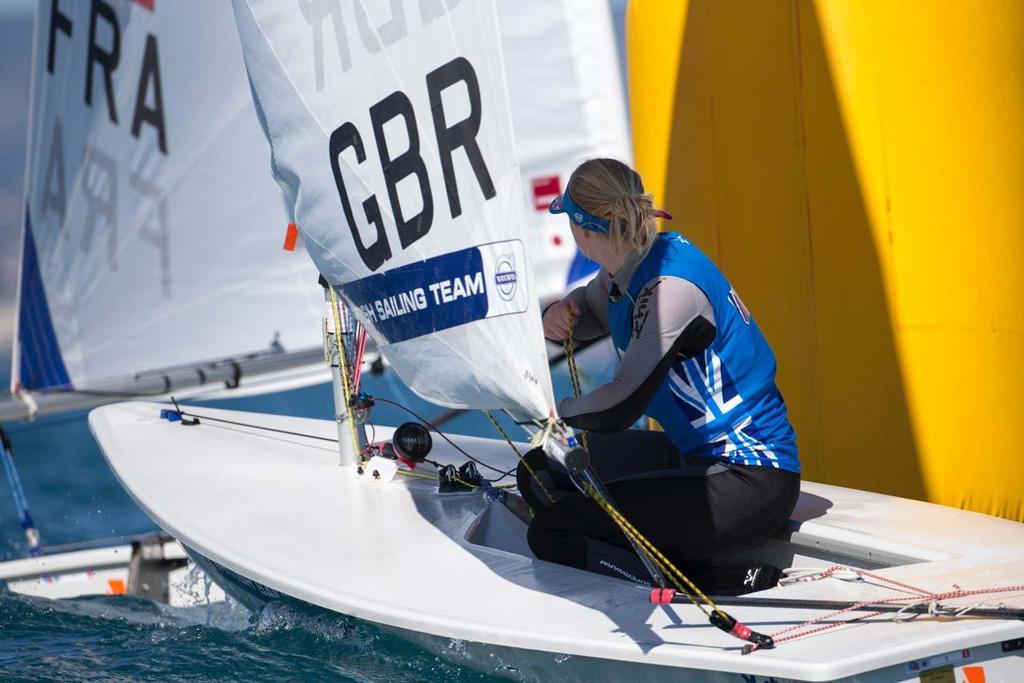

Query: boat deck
left=90, top=402, right=1024, bottom=682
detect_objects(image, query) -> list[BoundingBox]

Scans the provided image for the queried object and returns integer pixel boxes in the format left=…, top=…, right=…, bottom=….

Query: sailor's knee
left=527, top=511, right=586, bottom=568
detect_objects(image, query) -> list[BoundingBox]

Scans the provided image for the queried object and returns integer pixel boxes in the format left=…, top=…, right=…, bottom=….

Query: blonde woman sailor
left=523, top=158, right=801, bottom=593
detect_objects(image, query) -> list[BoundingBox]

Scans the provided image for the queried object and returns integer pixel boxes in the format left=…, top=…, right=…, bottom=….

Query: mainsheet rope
left=477, top=316, right=773, bottom=649
left=561, top=319, right=738, bottom=625
left=483, top=410, right=556, bottom=507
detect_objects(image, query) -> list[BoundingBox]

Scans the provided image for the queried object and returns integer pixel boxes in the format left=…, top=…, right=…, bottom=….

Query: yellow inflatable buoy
left=627, top=0, right=1024, bottom=521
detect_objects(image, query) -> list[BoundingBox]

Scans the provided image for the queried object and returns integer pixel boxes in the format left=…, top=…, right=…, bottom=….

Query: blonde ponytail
left=565, top=158, right=658, bottom=252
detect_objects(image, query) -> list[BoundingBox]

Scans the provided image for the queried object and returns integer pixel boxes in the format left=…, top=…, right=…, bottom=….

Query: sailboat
left=89, top=1, right=1024, bottom=681
left=0, top=0, right=327, bottom=604
left=0, top=0, right=629, bottom=603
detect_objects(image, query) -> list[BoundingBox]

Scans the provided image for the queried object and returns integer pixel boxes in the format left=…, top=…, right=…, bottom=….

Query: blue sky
left=0, top=0, right=30, bottom=18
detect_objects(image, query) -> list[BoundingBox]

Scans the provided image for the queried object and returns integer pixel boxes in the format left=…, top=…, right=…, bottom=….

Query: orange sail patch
left=283, top=223, right=299, bottom=252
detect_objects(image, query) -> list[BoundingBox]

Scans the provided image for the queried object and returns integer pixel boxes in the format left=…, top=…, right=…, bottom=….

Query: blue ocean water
left=0, top=363, right=585, bottom=682
left=0, top=592, right=495, bottom=682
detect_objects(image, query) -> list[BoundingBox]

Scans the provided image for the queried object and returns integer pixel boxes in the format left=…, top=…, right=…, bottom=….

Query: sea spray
left=0, top=591, right=497, bottom=683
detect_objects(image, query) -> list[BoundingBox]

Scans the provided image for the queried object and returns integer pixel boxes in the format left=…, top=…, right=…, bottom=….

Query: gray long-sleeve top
left=553, top=248, right=717, bottom=433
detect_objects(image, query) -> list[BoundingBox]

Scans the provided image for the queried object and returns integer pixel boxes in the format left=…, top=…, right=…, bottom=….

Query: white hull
left=89, top=402, right=1024, bottom=682
left=184, top=546, right=1024, bottom=683
left=0, top=533, right=224, bottom=608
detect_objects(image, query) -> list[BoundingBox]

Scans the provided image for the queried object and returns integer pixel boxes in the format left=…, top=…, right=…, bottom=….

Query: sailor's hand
left=543, top=298, right=580, bottom=341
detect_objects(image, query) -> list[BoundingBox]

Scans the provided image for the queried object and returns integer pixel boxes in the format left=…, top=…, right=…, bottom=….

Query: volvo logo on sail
left=495, top=255, right=518, bottom=301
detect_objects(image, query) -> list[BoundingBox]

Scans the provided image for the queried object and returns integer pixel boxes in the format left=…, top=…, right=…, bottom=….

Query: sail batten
left=232, top=0, right=555, bottom=419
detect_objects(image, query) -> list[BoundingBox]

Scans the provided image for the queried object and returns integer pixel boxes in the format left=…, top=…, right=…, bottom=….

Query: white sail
left=498, top=0, right=631, bottom=302
left=232, top=0, right=554, bottom=419
left=11, top=0, right=323, bottom=395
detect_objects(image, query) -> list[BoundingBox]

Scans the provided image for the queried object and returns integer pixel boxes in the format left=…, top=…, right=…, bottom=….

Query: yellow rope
left=484, top=410, right=554, bottom=504
left=471, top=307, right=724, bottom=620
left=477, top=313, right=588, bottom=508
left=328, top=286, right=364, bottom=461
left=331, top=291, right=723, bottom=622
left=395, top=468, right=438, bottom=482
left=563, top=319, right=589, bottom=452
left=563, top=314, right=727, bottom=619
left=580, top=480, right=727, bottom=619
left=395, top=466, right=516, bottom=490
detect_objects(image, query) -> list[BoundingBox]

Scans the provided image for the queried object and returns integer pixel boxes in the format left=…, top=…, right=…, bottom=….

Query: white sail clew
left=11, top=0, right=324, bottom=399
left=232, top=0, right=555, bottom=419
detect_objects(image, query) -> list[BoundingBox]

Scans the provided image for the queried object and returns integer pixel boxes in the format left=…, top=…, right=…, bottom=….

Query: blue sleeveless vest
left=608, top=233, right=799, bottom=472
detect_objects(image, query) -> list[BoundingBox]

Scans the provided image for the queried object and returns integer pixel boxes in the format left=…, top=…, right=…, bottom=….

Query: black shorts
left=520, top=430, right=801, bottom=587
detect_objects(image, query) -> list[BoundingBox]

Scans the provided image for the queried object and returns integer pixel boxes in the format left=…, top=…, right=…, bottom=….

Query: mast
left=320, top=277, right=366, bottom=467
left=8, top=0, right=40, bottom=396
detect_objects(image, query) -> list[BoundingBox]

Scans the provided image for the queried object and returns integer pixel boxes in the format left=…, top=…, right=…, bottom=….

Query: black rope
left=546, top=333, right=608, bottom=365
left=168, top=397, right=516, bottom=481
left=357, top=397, right=516, bottom=480
left=704, top=594, right=1024, bottom=619
left=172, top=407, right=338, bottom=443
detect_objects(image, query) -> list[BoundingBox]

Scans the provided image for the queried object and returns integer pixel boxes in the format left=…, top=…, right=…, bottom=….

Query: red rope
left=352, top=328, right=367, bottom=394
left=746, top=565, right=1024, bottom=652
left=786, top=565, right=930, bottom=595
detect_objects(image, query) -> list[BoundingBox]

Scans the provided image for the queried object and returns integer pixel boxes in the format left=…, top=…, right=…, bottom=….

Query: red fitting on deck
left=730, top=621, right=752, bottom=640
left=649, top=588, right=676, bottom=605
